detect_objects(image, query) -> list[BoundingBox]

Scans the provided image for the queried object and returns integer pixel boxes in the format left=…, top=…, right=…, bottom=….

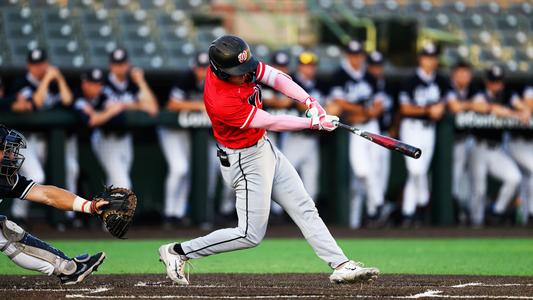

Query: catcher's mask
left=0, top=125, right=26, bottom=186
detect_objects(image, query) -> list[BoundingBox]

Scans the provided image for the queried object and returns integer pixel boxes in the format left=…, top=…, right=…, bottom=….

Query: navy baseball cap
left=270, top=50, right=291, bottom=66
left=27, top=48, right=48, bottom=64
left=81, top=68, right=105, bottom=83
left=486, top=65, right=504, bottom=82
left=110, top=48, right=128, bottom=64
left=194, top=51, right=210, bottom=67
left=368, top=51, right=384, bottom=65
left=419, top=42, right=439, bottom=56
left=345, top=40, right=365, bottom=54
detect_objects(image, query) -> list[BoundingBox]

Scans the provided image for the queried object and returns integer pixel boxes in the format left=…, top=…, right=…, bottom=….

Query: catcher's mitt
left=91, top=186, right=137, bottom=239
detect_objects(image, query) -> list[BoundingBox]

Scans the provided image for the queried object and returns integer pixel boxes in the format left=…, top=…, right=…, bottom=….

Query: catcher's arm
left=25, top=184, right=108, bottom=213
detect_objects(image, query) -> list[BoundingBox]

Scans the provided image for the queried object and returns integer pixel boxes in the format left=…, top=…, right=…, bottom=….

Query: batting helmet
left=208, top=35, right=258, bottom=80
left=0, top=125, right=26, bottom=185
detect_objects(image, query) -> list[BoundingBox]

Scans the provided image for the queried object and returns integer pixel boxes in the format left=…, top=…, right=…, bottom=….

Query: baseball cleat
left=59, top=252, right=106, bottom=285
left=158, top=243, right=190, bottom=285
left=329, top=260, right=379, bottom=284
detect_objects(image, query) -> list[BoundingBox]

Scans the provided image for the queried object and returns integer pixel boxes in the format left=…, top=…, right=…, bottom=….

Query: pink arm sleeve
left=256, top=62, right=310, bottom=104
left=249, top=108, right=312, bottom=132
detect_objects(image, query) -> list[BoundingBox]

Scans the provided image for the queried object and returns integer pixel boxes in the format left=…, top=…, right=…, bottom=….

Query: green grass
left=1, top=238, right=533, bottom=276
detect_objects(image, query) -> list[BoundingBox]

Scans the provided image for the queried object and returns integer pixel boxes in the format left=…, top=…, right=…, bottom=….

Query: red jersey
left=203, top=63, right=266, bottom=149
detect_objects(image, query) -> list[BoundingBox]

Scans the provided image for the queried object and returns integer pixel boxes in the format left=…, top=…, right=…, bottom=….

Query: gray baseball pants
left=181, top=135, right=349, bottom=269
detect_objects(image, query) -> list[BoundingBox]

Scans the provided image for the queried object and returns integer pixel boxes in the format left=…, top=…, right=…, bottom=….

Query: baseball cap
left=419, top=42, right=438, bottom=56
left=110, top=48, right=128, bottom=64
left=194, top=51, right=210, bottom=67
left=27, top=48, right=48, bottom=64
left=486, top=65, right=504, bottom=81
left=298, top=51, right=318, bottom=65
left=270, top=50, right=291, bottom=66
left=367, top=51, right=384, bottom=65
left=345, top=40, right=364, bottom=54
left=81, top=68, right=105, bottom=83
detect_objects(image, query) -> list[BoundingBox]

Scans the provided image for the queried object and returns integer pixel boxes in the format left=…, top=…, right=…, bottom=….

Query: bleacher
left=0, top=0, right=531, bottom=74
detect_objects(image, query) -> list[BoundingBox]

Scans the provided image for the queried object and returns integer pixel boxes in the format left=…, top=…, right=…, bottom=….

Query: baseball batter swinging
left=159, top=35, right=379, bottom=285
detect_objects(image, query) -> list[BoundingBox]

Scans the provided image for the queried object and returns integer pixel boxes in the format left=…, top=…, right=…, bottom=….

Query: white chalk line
left=134, top=281, right=292, bottom=289
left=395, top=289, right=533, bottom=299
left=451, top=282, right=533, bottom=288
left=0, top=286, right=111, bottom=293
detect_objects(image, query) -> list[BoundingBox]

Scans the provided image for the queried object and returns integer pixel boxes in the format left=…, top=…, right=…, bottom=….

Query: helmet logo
left=238, top=50, right=248, bottom=63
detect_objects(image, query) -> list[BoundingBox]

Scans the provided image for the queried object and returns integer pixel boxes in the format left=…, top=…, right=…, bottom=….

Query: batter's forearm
left=249, top=108, right=311, bottom=131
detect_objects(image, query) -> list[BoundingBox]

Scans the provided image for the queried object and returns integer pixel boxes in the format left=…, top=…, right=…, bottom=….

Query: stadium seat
left=139, top=0, right=167, bottom=9
left=155, top=10, right=188, bottom=27
left=0, top=0, right=22, bottom=8
left=43, top=23, right=76, bottom=44
left=171, top=0, right=204, bottom=11
left=81, top=9, right=111, bottom=26
left=68, top=0, right=101, bottom=9
left=117, top=10, right=149, bottom=26
left=509, top=3, right=532, bottom=16
left=103, top=0, right=131, bottom=9
left=30, top=0, right=60, bottom=7
left=158, top=25, right=191, bottom=42
left=42, top=8, right=73, bottom=25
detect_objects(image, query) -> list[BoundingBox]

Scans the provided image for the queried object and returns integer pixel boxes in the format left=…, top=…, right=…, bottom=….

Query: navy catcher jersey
left=0, top=174, right=35, bottom=202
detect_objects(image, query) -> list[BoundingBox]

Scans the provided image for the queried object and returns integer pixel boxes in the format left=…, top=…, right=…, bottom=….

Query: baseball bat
left=335, top=122, right=422, bottom=159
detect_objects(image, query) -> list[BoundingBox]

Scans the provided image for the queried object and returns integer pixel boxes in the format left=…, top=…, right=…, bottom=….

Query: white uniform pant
left=12, top=135, right=78, bottom=219
left=471, top=141, right=521, bottom=225
left=399, top=119, right=436, bottom=216
left=349, top=119, right=384, bottom=220
left=508, top=138, right=533, bottom=217
left=207, top=139, right=235, bottom=216
left=452, top=136, right=475, bottom=208
left=158, top=128, right=191, bottom=219
left=0, top=220, right=54, bottom=275
left=283, top=133, right=319, bottom=200
left=91, top=131, right=133, bottom=189
left=181, top=136, right=348, bottom=269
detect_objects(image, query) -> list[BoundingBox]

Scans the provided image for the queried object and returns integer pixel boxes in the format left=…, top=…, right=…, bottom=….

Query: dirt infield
left=1, top=274, right=532, bottom=299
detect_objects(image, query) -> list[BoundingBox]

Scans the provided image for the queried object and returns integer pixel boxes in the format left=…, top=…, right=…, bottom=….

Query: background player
left=398, top=42, right=446, bottom=226
left=329, top=40, right=384, bottom=229
left=0, top=125, right=105, bottom=284
left=505, top=84, right=532, bottom=225
left=470, top=66, right=522, bottom=226
left=158, top=52, right=208, bottom=227
left=446, top=61, right=479, bottom=224
left=93, top=48, right=158, bottom=188
left=9, top=48, right=75, bottom=226
left=282, top=51, right=324, bottom=203
left=366, top=51, right=396, bottom=227
left=159, top=35, right=379, bottom=285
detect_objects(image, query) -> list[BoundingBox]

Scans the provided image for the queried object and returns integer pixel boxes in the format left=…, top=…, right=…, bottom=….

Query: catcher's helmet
left=208, top=35, right=258, bottom=80
left=0, top=125, right=26, bottom=185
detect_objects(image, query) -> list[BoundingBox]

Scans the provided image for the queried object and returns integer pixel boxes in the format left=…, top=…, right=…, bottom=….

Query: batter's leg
left=180, top=142, right=276, bottom=258
left=271, top=146, right=348, bottom=269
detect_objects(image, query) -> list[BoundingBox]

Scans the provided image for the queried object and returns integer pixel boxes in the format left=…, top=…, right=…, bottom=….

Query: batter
left=158, top=35, right=379, bottom=285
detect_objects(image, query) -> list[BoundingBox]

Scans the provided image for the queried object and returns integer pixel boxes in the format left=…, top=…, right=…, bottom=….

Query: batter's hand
left=305, top=97, right=326, bottom=119
left=312, top=115, right=339, bottom=131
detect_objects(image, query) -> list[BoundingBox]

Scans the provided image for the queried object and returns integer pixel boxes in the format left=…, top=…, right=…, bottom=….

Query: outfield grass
left=1, top=238, right=532, bottom=276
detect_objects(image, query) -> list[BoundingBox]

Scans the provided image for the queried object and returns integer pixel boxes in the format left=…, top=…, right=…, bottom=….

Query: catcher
left=0, top=124, right=136, bottom=284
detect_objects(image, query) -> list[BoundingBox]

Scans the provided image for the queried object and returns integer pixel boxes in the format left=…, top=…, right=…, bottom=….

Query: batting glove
left=311, top=115, right=339, bottom=131
left=305, top=97, right=326, bottom=119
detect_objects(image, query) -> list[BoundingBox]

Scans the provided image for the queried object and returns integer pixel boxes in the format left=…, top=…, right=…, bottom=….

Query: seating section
left=0, top=0, right=531, bottom=73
